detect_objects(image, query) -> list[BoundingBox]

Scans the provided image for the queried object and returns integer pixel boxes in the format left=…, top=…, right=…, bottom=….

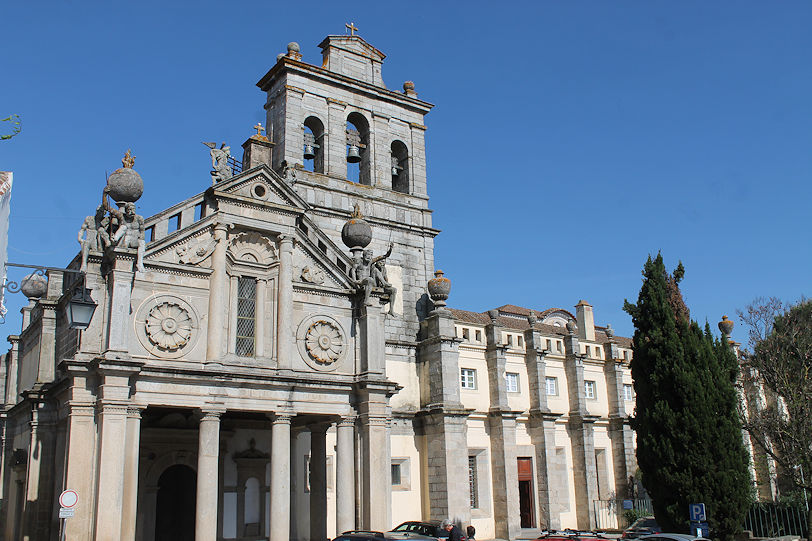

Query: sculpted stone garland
left=145, top=301, right=194, bottom=351
left=304, top=320, right=344, bottom=364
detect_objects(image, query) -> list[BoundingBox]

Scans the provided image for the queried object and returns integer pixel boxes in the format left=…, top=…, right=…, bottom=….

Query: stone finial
left=403, top=81, right=417, bottom=97
left=287, top=42, right=302, bottom=61
left=122, top=149, right=135, bottom=168
left=488, top=309, right=499, bottom=323
left=341, top=203, right=372, bottom=250
left=20, top=273, right=48, bottom=299
left=106, top=163, right=144, bottom=204
left=427, top=270, right=451, bottom=308
left=277, top=53, right=285, bottom=62
left=718, top=315, right=734, bottom=337
left=527, top=310, right=537, bottom=326
left=604, top=323, right=614, bottom=339
left=566, top=319, right=577, bottom=335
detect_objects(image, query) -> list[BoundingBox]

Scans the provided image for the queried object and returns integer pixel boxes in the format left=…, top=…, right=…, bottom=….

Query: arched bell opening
left=303, top=116, right=325, bottom=173
left=391, top=140, right=409, bottom=194
left=346, top=112, right=370, bottom=185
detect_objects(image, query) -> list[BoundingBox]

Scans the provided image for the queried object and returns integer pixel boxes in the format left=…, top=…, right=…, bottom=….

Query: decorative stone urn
left=427, top=270, right=451, bottom=307
left=341, top=204, right=372, bottom=251
left=106, top=167, right=144, bottom=203
left=20, top=273, right=48, bottom=299
left=604, top=323, right=614, bottom=339
left=718, top=315, right=734, bottom=336
left=566, top=319, right=577, bottom=335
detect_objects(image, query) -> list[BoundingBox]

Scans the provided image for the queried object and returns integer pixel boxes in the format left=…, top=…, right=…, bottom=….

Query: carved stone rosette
left=295, top=314, right=347, bottom=372
left=135, top=294, right=201, bottom=359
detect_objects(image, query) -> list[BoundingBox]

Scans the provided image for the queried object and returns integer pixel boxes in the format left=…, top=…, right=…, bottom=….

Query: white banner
left=0, top=171, right=12, bottom=319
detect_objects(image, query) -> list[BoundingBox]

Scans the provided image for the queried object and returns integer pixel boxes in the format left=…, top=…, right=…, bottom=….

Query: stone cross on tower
left=253, top=123, right=265, bottom=137
left=345, top=22, right=358, bottom=36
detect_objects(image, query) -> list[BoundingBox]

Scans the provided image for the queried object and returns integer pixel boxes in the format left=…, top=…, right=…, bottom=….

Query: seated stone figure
left=349, top=242, right=396, bottom=315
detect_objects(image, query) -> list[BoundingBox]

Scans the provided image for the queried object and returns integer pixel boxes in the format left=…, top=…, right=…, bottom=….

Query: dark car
left=622, top=517, right=661, bottom=539
left=335, top=532, right=388, bottom=541
left=390, top=522, right=468, bottom=541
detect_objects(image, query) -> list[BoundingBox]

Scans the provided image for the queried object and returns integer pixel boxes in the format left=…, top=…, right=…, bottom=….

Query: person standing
left=442, top=519, right=464, bottom=541
left=466, top=525, right=476, bottom=541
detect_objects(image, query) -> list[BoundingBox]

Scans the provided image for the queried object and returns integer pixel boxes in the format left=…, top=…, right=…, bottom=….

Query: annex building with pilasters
left=0, top=32, right=636, bottom=541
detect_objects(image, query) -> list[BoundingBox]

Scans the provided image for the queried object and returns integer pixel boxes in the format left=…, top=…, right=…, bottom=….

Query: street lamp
left=2, top=263, right=97, bottom=331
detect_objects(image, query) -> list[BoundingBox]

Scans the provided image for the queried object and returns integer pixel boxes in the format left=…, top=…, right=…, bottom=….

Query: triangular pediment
left=213, top=165, right=310, bottom=211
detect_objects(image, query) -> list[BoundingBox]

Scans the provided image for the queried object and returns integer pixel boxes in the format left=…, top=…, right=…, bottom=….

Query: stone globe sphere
left=106, top=167, right=144, bottom=203
left=341, top=216, right=372, bottom=250
left=20, top=273, right=48, bottom=299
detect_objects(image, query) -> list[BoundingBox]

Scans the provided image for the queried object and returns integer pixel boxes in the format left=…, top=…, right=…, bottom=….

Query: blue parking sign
left=689, top=503, right=706, bottom=522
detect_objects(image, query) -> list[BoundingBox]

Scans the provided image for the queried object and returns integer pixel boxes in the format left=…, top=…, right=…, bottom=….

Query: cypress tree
left=624, top=254, right=751, bottom=540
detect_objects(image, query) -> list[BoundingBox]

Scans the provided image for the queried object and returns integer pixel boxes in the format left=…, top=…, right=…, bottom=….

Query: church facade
left=0, top=34, right=637, bottom=541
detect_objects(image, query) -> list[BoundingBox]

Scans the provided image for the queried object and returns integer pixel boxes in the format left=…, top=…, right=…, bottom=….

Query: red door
left=517, top=457, right=535, bottom=528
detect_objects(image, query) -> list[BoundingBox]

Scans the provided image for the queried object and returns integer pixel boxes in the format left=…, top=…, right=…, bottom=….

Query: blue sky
left=1, top=1, right=810, bottom=341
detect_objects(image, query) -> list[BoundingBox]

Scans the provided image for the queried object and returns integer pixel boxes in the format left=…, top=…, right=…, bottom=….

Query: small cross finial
left=345, top=22, right=358, bottom=36
left=253, top=123, right=265, bottom=137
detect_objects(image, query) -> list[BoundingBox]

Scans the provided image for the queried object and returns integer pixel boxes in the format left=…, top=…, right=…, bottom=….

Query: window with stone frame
left=236, top=277, right=257, bottom=356
left=391, top=458, right=410, bottom=490
left=505, top=372, right=519, bottom=393
left=623, top=384, right=634, bottom=401
left=545, top=377, right=558, bottom=396
left=584, top=380, right=596, bottom=400
left=460, top=368, right=477, bottom=390
left=468, top=455, right=479, bottom=509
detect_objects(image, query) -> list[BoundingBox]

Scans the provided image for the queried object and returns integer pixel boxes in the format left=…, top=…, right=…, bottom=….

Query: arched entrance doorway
left=155, top=464, right=197, bottom=541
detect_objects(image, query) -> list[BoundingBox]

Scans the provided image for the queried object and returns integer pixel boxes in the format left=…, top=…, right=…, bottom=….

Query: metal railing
left=744, top=502, right=808, bottom=539
left=228, top=155, right=242, bottom=176
left=593, top=498, right=653, bottom=530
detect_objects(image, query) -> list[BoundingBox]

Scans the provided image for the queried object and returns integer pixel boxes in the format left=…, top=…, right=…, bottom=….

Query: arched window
left=244, top=477, right=261, bottom=526
left=303, top=116, right=325, bottom=173
left=391, top=140, right=409, bottom=193
left=346, top=112, right=370, bottom=185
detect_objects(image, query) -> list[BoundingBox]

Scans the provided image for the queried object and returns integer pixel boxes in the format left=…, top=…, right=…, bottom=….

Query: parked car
left=638, top=534, right=710, bottom=541
left=389, top=521, right=466, bottom=541
left=622, top=517, right=662, bottom=539
left=536, top=529, right=611, bottom=541
left=334, top=531, right=388, bottom=541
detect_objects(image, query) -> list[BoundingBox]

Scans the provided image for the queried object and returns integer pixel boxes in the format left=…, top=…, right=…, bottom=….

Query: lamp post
left=1, top=262, right=97, bottom=330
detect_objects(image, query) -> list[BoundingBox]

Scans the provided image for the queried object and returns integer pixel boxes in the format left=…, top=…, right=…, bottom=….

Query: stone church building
left=0, top=33, right=637, bottom=541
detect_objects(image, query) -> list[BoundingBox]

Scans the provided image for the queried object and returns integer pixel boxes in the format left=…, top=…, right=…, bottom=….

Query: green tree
left=624, top=254, right=752, bottom=540
left=1, top=114, right=21, bottom=140
left=741, top=300, right=812, bottom=539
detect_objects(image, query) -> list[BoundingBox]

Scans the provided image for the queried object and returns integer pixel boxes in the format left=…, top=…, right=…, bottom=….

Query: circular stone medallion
left=296, top=314, right=347, bottom=372
left=135, top=294, right=200, bottom=359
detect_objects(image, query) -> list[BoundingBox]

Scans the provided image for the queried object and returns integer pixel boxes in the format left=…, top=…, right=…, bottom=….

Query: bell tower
left=256, top=31, right=437, bottom=337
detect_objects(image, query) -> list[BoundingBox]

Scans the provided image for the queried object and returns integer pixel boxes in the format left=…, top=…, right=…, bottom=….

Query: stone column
left=22, top=399, right=57, bottom=541
left=485, top=315, right=521, bottom=540
left=5, top=335, right=19, bottom=407
left=358, top=304, right=385, bottom=375
left=524, top=321, right=560, bottom=529
left=335, top=417, right=356, bottom=534
left=94, top=359, right=141, bottom=541
left=105, top=247, right=136, bottom=352
left=206, top=223, right=229, bottom=361
left=256, top=278, right=267, bottom=358
left=603, top=341, right=635, bottom=499
left=270, top=413, right=292, bottom=541
left=196, top=407, right=224, bottom=541
left=283, top=86, right=305, bottom=167
left=36, top=299, right=58, bottom=383
left=62, top=365, right=98, bottom=541
left=358, top=410, right=391, bottom=531
left=564, top=332, right=599, bottom=530
left=310, top=424, right=328, bottom=541
left=327, top=98, right=347, bottom=177
left=416, top=306, right=470, bottom=524
left=277, top=236, right=293, bottom=369
left=121, top=406, right=143, bottom=541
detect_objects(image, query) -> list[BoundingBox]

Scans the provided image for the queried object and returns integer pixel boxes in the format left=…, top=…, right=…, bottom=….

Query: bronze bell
left=347, top=145, right=361, bottom=163
left=303, top=144, right=316, bottom=159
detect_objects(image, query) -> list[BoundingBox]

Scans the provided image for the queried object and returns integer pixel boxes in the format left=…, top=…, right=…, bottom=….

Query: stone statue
left=77, top=204, right=107, bottom=273
left=103, top=188, right=146, bottom=272
left=281, top=161, right=297, bottom=184
left=121, top=148, right=136, bottom=168
left=349, top=242, right=396, bottom=315
left=203, top=141, right=233, bottom=184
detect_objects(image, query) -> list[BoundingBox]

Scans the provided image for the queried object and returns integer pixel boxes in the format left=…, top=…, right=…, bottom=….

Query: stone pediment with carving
left=228, top=231, right=277, bottom=266
left=145, top=226, right=216, bottom=268
left=294, top=250, right=339, bottom=289
left=216, top=168, right=309, bottom=211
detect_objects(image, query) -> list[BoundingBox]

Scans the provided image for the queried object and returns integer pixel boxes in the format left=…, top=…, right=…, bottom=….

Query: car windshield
left=632, top=519, right=658, bottom=528
left=392, top=525, right=413, bottom=532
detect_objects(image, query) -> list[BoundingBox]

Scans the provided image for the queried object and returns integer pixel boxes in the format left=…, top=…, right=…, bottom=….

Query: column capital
left=268, top=411, right=293, bottom=424
left=213, top=221, right=230, bottom=233
left=337, top=416, right=357, bottom=428
left=198, top=405, right=226, bottom=420
left=127, top=405, right=146, bottom=419
left=278, top=234, right=294, bottom=247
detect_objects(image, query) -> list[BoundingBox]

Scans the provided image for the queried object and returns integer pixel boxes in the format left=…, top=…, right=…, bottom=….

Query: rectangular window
left=545, top=377, right=557, bottom=396
left=194, top=201, right=205, bottom=221
left=236, top=277, right=256, bottom=356
left=596, top=347, right=602, bottom=359
left=506, top=334, right=513, bottom=346
left=145, top=225, right=155, bottom=243
left=546, top=339, right=552, bottom=351
left=557, top=340, right=563, bottom=353
left=584, top=380, right=596, bottom=400
left=391, top=463, right=402, bottom=486
left=623, top=350, right=629, bottom=360
left=505, top=372, right=519, bottom=393
left=461, top=368, right=477, bottom=390
left=517, top=336, right=523, bottom=347
left=170, top=213, right=181, bottom=231
left=468, top=455, right=479, bottom=509
left=623, top=384, right=634, bottom=401
left=475, top=330, right=482, bottom=343
left=462, top=328, right=470, bottom=340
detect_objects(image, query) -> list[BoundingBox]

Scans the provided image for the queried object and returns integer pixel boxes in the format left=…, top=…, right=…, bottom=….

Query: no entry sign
left=59, top=490, right=78, bottom=509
